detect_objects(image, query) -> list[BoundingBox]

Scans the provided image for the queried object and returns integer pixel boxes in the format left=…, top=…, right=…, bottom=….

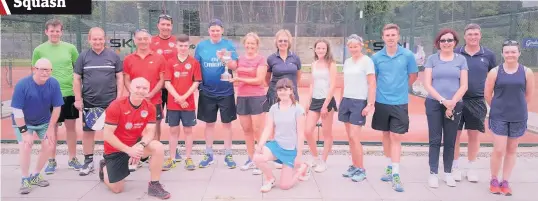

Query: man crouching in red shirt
left=98, top=77, right=170, bottom=199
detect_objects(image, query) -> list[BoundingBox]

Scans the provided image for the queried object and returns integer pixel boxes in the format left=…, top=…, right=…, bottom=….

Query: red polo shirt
left=123, top=51, right=166, bottom=105
left=103, top=97, right=157, bottom=155
left=150, top=35, right=178, bottom=61
left=165, top=55, right=202, bottom=111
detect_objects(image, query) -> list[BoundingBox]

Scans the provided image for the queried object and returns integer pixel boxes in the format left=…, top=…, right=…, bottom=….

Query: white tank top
left=311, top=61, right=330, bottom=99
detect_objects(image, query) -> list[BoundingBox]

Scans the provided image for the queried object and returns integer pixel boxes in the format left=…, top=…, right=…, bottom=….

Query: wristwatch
left=439, top=99, right=445, bottom=104
left=140, top=142, right=147, bottom=148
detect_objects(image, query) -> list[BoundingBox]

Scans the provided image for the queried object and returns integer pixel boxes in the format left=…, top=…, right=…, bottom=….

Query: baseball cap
left=209, top=19, right=224, bottom=28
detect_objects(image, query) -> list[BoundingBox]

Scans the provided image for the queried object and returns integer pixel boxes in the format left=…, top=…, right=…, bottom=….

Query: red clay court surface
left=2, top=68, right=538, bottom=144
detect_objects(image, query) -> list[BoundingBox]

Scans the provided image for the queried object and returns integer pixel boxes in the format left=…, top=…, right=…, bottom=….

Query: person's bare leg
left=222, top=123, right=233, bottom=154
left=64, top=120, right=77, bottom=159
left=238, top=115, right=255, bottom=160
left=168, top=126, right=180, bottom=160
left=349, top=125, right=364, bottom=168
left=278, top=164, right=309, bottom=190
left=304, top=111, right=320, bottom=160
left=490, top=134, right=507, bottom=179
left=34, top=139, right=52, bottom=174
left=466, top=130, right=481, bottom=182
left=382, top=131, right=392, bottom=159
left=204, top=123, right=216, bottom=154
left=253, top=146, right=276, bottom=181
left=183, top=127, right=194, bottom=159
left=19, top=137, right=33, bottom=178
left=145, top=140, right=165, bottom=181
left=321, top=112, right=334, bottom=161
left=502, top=138, right=519, bottom=181
left=345, top=123, right=358, bottom=166
left=154, top=120, right=162, bottom=141
left=82, top=131, right=95, bottom=157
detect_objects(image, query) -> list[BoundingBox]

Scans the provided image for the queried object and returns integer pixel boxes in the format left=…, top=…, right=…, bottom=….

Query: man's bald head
left=34, top=58, right=53, bottom=69
left=88, top=27, right=105, bottom=39
left=131, top=77, right=150, bottom=88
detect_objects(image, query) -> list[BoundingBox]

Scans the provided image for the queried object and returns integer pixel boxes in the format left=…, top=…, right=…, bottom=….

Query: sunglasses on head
left=159, top=14, right=172, bottom=20
left=439, top=39, right=455, bottom=43
left=503, top=40, right=519, bottom=46
left=347, top=34, right=364, bottom=43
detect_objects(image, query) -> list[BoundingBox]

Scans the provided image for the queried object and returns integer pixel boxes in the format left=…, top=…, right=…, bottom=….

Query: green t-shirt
left=32, top=41, right=79, bottom=97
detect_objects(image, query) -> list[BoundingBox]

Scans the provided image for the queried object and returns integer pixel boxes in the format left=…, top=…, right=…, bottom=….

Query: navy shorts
left=167, top=110, right=197, bottom=127
left=338, top=98, right=367, bottom=126
left=103, top=152, right=130, bottom=183
left=236, top=96, right=266, bottom=115
left=197, top=90, right=237, bottom=123
left=488, top=119, right=527, bottom=138
left=458, top=98, right=487, bottom=133
left=309, top=97, right=337, bottom=112
left=371, top=102, right=409, bottom=134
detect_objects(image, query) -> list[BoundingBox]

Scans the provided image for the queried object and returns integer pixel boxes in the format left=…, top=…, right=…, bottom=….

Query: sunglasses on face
left=439, top=39, right=455, bottom=43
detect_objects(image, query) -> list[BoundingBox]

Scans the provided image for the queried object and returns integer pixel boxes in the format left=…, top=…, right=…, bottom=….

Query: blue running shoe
left=381, top=166, right=393, bottom=182
left=342, top=165, right=358, bottom=177
left=392, top=174, right=405, bottom=192
left=351, top=168, right=367, bottom=182
left=224, top=154, right=236, bottom=169
left=198, top=154, right=214, bottom=168
left=68, top=157, right=82, bottom=171
left=44, top=159, right=57, bottom=175
left=174, top=149, right=182, bottom=162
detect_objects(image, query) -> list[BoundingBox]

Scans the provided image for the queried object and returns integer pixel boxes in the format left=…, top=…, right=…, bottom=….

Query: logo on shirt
left=105, top=62, right=112, bottom=66
left=173, top=64, right=179, bottom=67
left=124, top=111, right=131, bottom=115
left=174, top=71, right=180, bottom=78
left=185, top=63, right=191, bottom=70
left=156, top=49, right=163, bottom=54
left=141, top=110, right=148, bottom=118
left=149, top=61, right=154, bottom=64
left=125, top=122, right=133, bottom=130
left=168, top=42, right=175, bottom=48
left=481, top=58, right=485, bottom=62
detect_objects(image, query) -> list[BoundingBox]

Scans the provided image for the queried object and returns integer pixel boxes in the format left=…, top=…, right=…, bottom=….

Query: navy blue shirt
left=267, top=51, right=302, bottom=100
left=454, top=46, right=497, bottom=99
left=11, top=75, right=64, bottom=126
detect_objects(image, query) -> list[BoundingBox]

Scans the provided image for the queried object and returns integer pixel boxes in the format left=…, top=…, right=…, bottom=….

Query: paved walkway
left=1, top=145, right=537, bottom=201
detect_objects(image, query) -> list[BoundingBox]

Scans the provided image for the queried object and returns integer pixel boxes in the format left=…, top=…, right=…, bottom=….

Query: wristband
left=18, top=125, right=28, bottom=133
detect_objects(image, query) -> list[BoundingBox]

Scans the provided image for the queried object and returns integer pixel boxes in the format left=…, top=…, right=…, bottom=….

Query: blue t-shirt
left=11, top=75, right=64, bottom=126
left=194, top=39, right=239, bottom=97
left=425, top=53, right=469, bottom=101
left=372, top=46, right=418, bottom=105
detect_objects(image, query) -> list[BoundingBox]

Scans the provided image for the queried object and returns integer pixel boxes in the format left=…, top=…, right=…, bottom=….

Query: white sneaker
left=466, top=169, right=479, bottom=183
left=274, top=162, right=283, bottom=169
left=252, top=168, right=262, bottom=175
left=452, top=168, right=462, bottom=182
left=260, top=178, right=276, bottom=193
left=240, top=160, right=256, bottom=171
left=129, top=162, right=142, bottom=172
left=314, top=160, right=327, bottom=173
left=428, top=173, right=439, bottom=188
left=445, top=174, right=457, bottom=187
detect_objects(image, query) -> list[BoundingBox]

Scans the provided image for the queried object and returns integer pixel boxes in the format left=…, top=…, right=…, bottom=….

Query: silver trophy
left=219, top=49, right=233, bottom=81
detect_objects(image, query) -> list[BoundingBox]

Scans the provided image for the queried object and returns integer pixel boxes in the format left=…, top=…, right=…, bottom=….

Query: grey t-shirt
left=269, top=103, right=305, bottom=150
left=74, top=48, right=123, bottom=108
left=425, top=53, right=468, bottom=101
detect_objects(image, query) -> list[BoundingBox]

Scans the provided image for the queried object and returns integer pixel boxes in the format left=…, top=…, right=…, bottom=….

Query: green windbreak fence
left=1, top=1, right=537, bottom=70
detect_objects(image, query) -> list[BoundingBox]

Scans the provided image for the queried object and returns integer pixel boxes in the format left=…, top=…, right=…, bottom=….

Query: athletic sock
left=206, top=147, right=213, bottom=156
left=150, top=181, right=159, bottom=185
left=84, top=154, right=94, bottom=163
left=225, top=149, right=232, bottom=156
left=392, top=163, right=400, bottom=175
left=386, top=157, right=392, bottom=168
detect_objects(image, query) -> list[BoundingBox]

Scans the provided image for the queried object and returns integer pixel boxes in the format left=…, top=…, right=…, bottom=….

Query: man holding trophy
left=194, top=19, right=239, bottom=169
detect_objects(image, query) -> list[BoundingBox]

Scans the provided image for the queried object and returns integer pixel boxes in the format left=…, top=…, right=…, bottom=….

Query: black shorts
left=197, top=90, right=237, bottom=123
left=338, top=98, right=367, bottom=126
left=236, top=96, right=266, bottom=115
left=309, top=97, right=337, bottom=112
left=161, top=88, right=168, bottom=109
left=458, top=98, right=487, bottom=133
left=51, top=96, right=79, bottom=123
left=371, top=102, right=409, bottom=134
left=103, top=152, right=130, bottom=183
left=167, top=110, right=197, bottom=127
left=155, top=104, right=163, bottom=121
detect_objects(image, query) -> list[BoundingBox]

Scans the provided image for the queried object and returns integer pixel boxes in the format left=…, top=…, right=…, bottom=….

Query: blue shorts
left=265, top=141, right=297, bottom=168
left=167, top=110, right=197, bottom=127
left=488, top=119, right=527, bottom=138
left=12, top=123, right=49, bottom=142
left=338, top=98, right=367, bottom=126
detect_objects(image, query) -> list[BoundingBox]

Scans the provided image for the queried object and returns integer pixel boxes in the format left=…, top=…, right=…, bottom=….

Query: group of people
left=10, top=13, right=534, bottom=200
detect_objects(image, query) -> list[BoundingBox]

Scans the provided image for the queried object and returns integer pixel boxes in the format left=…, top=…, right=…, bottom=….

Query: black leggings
left=425, top=99, right=463, bottom=174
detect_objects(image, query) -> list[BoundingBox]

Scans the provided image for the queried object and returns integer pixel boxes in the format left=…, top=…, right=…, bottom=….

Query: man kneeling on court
left=98, top=77, right=171, bottom=199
